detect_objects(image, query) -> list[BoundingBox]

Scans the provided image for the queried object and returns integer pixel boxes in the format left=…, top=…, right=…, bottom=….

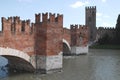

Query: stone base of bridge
left=71, top=46, right=88, bottom=55
left=36, top=52, right=63, bottom=73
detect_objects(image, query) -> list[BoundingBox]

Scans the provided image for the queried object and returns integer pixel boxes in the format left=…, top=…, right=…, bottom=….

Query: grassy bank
left=89, top=45, right=120, bottom=49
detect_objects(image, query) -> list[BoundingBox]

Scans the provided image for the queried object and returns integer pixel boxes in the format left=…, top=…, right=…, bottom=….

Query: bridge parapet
left=70, top=24, right=88, bottom=32
left=1, top=16, right=35, bottom=36
left=0, top=17, right=35, bottom=56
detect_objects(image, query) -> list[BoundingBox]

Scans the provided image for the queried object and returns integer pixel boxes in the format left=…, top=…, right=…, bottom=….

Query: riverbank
left=89, top=44, right=120, bottom=49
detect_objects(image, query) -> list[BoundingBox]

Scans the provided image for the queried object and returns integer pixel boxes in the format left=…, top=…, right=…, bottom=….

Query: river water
left=0, top=49, right=120, bottom=80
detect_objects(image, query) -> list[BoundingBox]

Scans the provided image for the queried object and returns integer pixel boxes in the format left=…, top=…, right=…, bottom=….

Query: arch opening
left=62, top=39, right=71, bottom=56
left=2, top=55, right=35, bottom=72
left=63, top=43, right=71, bottom=56
left=0, top=47, right=35, bottom=72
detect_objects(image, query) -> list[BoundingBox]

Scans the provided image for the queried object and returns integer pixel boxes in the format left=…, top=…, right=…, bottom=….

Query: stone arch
left=0, top=47, right=35, bottom=72
left=62, top=39, right=71, bottom=55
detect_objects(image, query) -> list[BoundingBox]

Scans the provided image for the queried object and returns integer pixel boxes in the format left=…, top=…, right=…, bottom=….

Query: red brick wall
left=0, top=13, right=63, bottom=57
left=0, top=17, right=35, bottom=56
left=63, top=25, right=88, bottom=47
left=70, top=25, right=88, bottom=47
left=63, top=28, right=71, bottom=45
left=0, top=14, right=88, bottom=57
left=35, top=13, right=63, bottom=56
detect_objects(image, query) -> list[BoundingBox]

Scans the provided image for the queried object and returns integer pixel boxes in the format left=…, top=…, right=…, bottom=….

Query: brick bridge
left=0, top=13, right=88, bottom=73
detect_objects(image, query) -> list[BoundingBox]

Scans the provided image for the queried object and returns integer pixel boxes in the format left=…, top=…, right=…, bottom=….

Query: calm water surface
left=0, top=49, right=120, bottom=80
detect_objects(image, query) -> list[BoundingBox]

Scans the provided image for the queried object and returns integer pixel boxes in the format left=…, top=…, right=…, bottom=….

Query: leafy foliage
left=115, top=14, right=120, bottom=44
left=98, top=33, right=110, bottom=45
left=97, top=14, right=120, bottom=45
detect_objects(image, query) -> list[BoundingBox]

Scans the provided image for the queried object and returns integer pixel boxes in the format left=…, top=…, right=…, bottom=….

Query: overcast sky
left=0, top=0, right=119, bottom=29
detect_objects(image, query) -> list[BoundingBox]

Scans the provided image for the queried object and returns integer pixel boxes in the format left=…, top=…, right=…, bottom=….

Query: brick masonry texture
left=0, top=12, right=89, bottom=72
left=34, top=13, right=63, bottom=56
left=0, top=13, right=88, bottom=56
left=0, top=16, right=35, bottom=56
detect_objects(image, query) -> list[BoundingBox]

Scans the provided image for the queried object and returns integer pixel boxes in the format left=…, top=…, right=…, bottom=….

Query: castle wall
left=97, top=27, right=115, bottom=40
left=0, top=13, right=64, bottom=73
left=0, top=17, right=35, bottom=56
left=0, top=16, right=36, bottom=72
left=0, top=10, right=90, bottom=72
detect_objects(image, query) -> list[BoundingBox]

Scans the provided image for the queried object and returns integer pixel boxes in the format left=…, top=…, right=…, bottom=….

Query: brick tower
left=85, top=6, right=97, bottom=42
left=35, top=13, right=63, bottom=73
left=70, top=25, right=88, bottom=54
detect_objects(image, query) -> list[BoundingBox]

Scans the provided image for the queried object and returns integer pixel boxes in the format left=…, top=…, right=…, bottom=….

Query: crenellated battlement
left=2, top=16, right=31, bottom=26
left=22, top=20, right=31, bottom=26
left=70, top=24, right=88, bottom=30
left=97, top=26, right=116, bottom=40
left=1, top=16, right=34, bottom=35
left=98, top=27, right=115, bottom=31
left=35, top=13, right=63, bottom=23
left=2, top=16, right=22, bottom=24
left=85, top=6, right=96, bottom=10
left=13, top=16, right=21, bottom=24
left=70, top=24, right=88, bottom=47
left=2, top=17, right=13, bottom=24
left=70, top=24, right=78, bottom=30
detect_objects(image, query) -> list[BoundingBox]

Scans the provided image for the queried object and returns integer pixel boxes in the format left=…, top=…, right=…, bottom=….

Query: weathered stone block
left=71, top=46, right=88, bottom=54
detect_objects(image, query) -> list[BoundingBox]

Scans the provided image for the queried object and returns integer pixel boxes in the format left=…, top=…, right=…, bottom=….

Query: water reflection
left=0, top=49, right=120, bottom=80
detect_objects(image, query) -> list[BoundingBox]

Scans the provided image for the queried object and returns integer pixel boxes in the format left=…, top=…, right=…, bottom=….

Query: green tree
left=98, top=33, right=110, bottom=45
left=115, top=14, right=120, bottom=44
